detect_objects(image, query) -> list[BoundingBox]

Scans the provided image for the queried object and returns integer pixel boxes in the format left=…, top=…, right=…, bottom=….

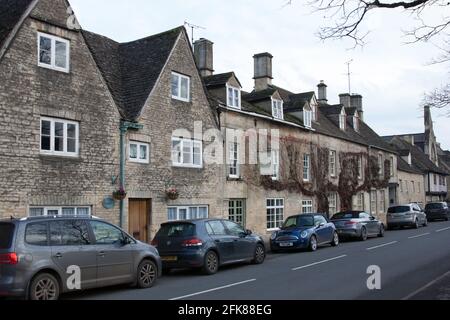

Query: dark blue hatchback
left=270, top=214, right=339, bottom=252
left=152, top=219, right=266, bottom=275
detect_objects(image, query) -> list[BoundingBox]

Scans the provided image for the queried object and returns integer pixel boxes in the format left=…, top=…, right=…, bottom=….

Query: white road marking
left=408, top=233, right=430, bottom=239
left=402, top=270, right=450, bottom=300
left=366, top=241, right=398, bottom=251
left=292, top=255, right=347, bottom=271
left=436, top=227, right=450, bottom=233
left=169, top=279, right=257, bottom=301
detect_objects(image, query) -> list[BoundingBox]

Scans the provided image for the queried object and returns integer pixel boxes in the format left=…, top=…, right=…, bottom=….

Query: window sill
left=171, top=97, right=192, bottom=104
left=39, top=154, right=82, bottom=162
left=227, top=177, right=243, bottom=182
left=172, top=165, right=203, bottom=170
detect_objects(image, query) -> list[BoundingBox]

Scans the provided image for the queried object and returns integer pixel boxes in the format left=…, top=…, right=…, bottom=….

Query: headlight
left=301, top=231, right=309, bottom=239
left=271, top=232, right=278, bottom=240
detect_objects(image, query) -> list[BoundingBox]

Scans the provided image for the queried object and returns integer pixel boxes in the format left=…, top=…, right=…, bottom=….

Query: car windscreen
left=425, top=203, right=444, bottom=210
left=388, top=206, right=410, bottom=213
left=331, top=212, right=359, bottom=220
left=0, top=223, right=15, bottom=249
left=157, top=223, right=196, bottom=238
left=297, top=216, right=315, bottom=227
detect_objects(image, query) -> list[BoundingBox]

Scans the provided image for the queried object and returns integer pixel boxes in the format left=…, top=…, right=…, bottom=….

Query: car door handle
left=54, top=253, right=63, bottom=259
left=215, top=240, right=221, bottom=243
left=98, top=251, right=106, bottom=257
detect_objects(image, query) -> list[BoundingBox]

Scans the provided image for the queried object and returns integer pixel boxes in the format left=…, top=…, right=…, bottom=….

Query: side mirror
left=121, top=236, right=131, bottom=246
left=370, top=216, right=376, bottom=221
left=318, top=223, right=325, bottom=228
left=246, top=229, right=253, bottom=236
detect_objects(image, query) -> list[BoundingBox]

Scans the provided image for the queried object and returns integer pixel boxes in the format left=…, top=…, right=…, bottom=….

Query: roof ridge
left=119, top=25, right=184, bottom=45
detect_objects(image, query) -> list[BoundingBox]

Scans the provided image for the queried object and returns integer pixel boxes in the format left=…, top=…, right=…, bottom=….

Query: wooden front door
left=129, top=199, right=151, bottom=243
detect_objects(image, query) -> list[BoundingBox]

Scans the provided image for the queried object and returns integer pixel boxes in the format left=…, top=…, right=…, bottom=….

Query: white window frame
left=228, top=141, right=240, bottom=178
left=303, top=154, right=311, bottom=182
left=390, top=156, right=395, bottom=177
left=328, top=194, right=338, bottom=215
left=329, top=150, right=337, bottom=177
left=302, top=200, right=314, bottom=214
left=357, top=155, right=363, bottom=180
left=311, top=103, right=317, bottom=121
left=40, top=117, right=79, bottom=157
left=171, top=72, right=190, bottom=102
left=353, top=116, right=359, bottom=132
left=37, top=32, right=70, bottom=73
left=271, top=98, right=284, bottom=120
left=303, top=109, right=312, bottom=128
left=128, top=141, right=150, bottom=164
left=370, top=191, right=377, bottom=215
left=171, top=137, right=203, bottom=168
left=271, top=150, right=280, bottom=181
left=266, top=198, right=284, bottom=231
left=29, top=206, right=91, bottom=217
left=357, top=192, right=365, bottom=211
left=167, top=206, right=209, bottom=221
left=379, top=190, right=386, bottom=213
left=226, top=85, right=241, bottom=109
left=339, top=109, right=346, bottom=130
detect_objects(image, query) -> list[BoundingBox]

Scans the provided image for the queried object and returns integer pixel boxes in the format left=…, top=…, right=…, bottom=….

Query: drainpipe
left=119, top=120, right=144, bottom=228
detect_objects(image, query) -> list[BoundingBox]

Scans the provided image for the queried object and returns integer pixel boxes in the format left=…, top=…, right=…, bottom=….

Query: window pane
left=67, top=138, right=76, bottom=153
left=29, top=208, right=44, bottom=217
left=172, top=140, right=181, bottom=163
left=76, top=208, right=90, bottom=216
left=189, top=207, right=198, bottom=220
left=198, top=207, right=208, bottom=219
left=55, top=41, right=67, bottom=68
left=139, top=145, right=148, bottom=160
left=62, top=208, right=75, bottom=216
left=179, top=209, right=187, bottom=220
left=183, top=140, right=193, bottom=164
left=41, top=120, right=51, bottom=136
left=54, top=122, right=64, bottom=152
left=130, top=144, right=138, bottom=159
left=228, top=88, right=233, bottom=106
left=209, top=221, right=227, bottom=235
left=168, top=208, right=177, bottom=221
left=57, top=221, right=90, bottom=246
left=41, top=136, right=51, bottom=151
left=180, top=77, right=189, bottom=99
left=26, top=223, right=48, bottom=246
left=171, top=74, right=179, bottom=97
left=67, top=124, right=76, bottom=138
left=90, top=221, right=122, bottom=245
left=39, top=36, right=51, bottom=65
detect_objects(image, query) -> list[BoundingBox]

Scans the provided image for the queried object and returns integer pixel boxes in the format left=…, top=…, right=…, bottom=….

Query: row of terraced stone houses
left=0, top=0, right=448, bottom=241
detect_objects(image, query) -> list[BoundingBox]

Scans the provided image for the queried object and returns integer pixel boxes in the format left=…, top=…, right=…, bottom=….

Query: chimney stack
left=194, top=38, right=214, bottom=77
left=253, top=52, right=273, bottom=91
left=317, top=81, right=328, bottom=104
left=351, top=94, right=363, bottom=121
left=339, top=93, right=351, bottom=109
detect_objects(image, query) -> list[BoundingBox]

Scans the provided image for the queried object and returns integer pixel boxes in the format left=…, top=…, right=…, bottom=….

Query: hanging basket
left=113, top=189, right=127, bottom=201
left=166, top=188, right=179, bottom=200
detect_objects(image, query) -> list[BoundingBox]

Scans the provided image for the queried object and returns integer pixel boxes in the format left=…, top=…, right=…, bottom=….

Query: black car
left=425, top=202, right=450, bottom=221
left=152, top=219, right=266, bottom=275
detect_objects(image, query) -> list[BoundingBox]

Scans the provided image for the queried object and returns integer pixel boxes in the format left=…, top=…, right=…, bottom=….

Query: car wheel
left=309, top=235, right=318, bottom=252
left=252, top=244, right=266, bottom=264
left=423, top=219, right=428, bottom=227
left=137, top=260, right=158, bottom=289
left=29, top=273, right=60, bottom=301
left=378, top=224, right=385, bottom=237
left=331, top=232, right=339, bottom=247
left=202, top=251, right=219, bottom=275
left=414, top=219, right=420, bottom=229
left=360, top=227, right=368, bottom=241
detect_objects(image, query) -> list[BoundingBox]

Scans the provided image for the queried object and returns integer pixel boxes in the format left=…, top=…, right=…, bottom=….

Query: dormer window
left=227, top=85, right=241, bottom=109
left=303, top=109, right=312, bottom=128
left=272, top=99, right=284, bottom=120
left=339, top=109, right=346, bottom=130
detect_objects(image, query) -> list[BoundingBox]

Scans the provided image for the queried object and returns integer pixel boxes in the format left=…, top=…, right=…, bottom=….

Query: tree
left=288, top=0, right=450, bottom=111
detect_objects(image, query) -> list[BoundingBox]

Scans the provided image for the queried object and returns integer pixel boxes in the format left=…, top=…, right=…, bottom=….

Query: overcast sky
left=70, top=0, right=449, bottom=149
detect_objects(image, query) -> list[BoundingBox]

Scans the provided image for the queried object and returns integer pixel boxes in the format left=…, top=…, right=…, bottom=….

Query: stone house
left=0, top=0, right=224, bottom=242
left=195, top=39, right=397, bottom=236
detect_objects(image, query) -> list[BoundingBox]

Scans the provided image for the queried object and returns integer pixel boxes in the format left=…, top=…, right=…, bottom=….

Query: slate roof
left=82, top=27, right=184, bottom=121
left=0, top=0, right=34, bottom=50
left=397, top=156, right=423, bottom=175
left=203, top=72, right=242, bottom=88
left=242, top=88, right=277, bottom=102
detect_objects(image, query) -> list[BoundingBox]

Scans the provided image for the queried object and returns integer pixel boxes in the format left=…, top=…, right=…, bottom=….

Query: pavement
left=63, top=220, right=450, bottom=300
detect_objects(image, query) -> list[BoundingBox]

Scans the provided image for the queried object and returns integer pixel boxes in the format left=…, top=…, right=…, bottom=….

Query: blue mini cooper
left=270, top=214, right=339, bottom=252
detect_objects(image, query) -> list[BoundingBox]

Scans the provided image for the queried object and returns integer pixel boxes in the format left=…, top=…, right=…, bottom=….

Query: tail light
left=345, top=220, right=358, bottom=226
left=151, top=239, right=158, bottom=247
left=182, top=238, right=203, bottom=247
left=0, top=253, right=18, bottom=265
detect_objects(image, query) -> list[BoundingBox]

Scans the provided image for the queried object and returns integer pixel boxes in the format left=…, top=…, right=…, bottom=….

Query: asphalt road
left=64, top=220, right=450, bottom=300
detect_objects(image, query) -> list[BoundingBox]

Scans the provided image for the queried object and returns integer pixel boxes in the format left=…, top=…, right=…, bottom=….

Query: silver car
left=331, top=211, right=385, bottom=241
left=0, top=216, right=162, bottom=300
left=387, top=204, right=428, bottom=230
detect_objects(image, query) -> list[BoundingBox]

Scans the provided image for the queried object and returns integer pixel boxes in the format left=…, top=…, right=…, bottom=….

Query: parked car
left=152, top=219, right=265, bottom=275
left=0, top=216, right=161, bottom=300
left=330, top=211, right=385, bottom=241
left=387, top=204, right=428, bottom=229
left=425, top=202, right=449, bottom=221
left=270, top=214, right=339, bottom=252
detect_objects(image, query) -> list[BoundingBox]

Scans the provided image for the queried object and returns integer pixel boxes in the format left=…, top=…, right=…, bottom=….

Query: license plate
left=279, top=242, right=294, bottom=247
left=161, top=256, right=178, bottom=262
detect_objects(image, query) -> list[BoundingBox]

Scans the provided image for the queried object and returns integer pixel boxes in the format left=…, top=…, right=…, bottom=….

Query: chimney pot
left=253, top=52, right=273, bottom=91
left=350, top=94, right=364, bottom=121
left=339, top=93, right=351, bottom=109
left=194, top=38, right=214, bottom=77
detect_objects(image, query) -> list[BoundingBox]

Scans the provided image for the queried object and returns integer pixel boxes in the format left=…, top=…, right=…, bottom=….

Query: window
left=0, top=223, right=14, bottom=249
left=227, top=85, right=241, bottom=109
left=267, top=199, right=284, bottom=230
left=50, top=220, right=90, bottom=246
left=25, top=223, right=48, bottom=246
left=302, top=200, right=314, bottom=214
left=172, top=137, right=202, bottom=168
left=357, top=155, right=363, bottom=180
left=223, top=221, right=246, bottom=237
left=207, top=221, right=227, bottom=236
left=303, top=154, right=311, bottom=181
left=370, top=191, right=377, bottom=215
left=311, top=104, right=317, bottom=121
left=379, top=190, right=386, bottom=213
left=171, top=72, right=190, bottom=102
left=328, top=193, right=337, bottom=215
left=390, top=156, right=395, bottom=177
left=90, top=221, right=123, bottom=245
left=40, top=117, right=79, bottom=157
left=167, top=206, right=208, bottom=221
left=339, top=110, right=346, bottom=130
left=29, top=206, right=91, bottom=217
left=261, top=149, right=280, bottom=180
left=353, top=116, right=359, bottom=132
left=378, top=154, right=384, bottom=176
left=314, top=215, right=327, bottom=226
left=357, top=193, right=365, bottom=211
left=329, top=151, right=337, bottom=177
left=303, top=109, right=312, bottom=128
left=129, top=141, right=149, bottom=164
left=38, top=32, right=70, bottom=72
left=229, top=199, right=246, bottom=226
left=228, top=142, right=240, bottom=178
left=272, top=99, right=284, bottom=120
